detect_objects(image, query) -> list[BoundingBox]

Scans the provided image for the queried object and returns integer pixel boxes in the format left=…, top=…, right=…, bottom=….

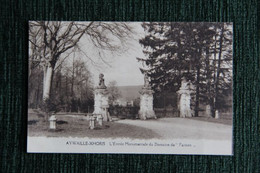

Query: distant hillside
left=117, top=85, right=143, bottom=101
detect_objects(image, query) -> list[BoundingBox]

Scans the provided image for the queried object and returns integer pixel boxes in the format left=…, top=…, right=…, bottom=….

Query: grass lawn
left=188, top=112, right=233, bottom=126
left=188, top=116, right=232, bottom=126
left=28, top=109, right=160, bottom=139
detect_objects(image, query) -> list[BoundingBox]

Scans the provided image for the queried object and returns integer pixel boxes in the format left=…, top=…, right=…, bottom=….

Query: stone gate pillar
left=177, top=77, right=192, bottom=118
left=138, top=74, right=156, bottom=120
left=93, top=74, right=111, bottom=121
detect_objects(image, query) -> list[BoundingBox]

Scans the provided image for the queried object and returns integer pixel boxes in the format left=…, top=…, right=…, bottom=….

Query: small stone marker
left=49, top=114, right=57, bottom=130
left=89, top=116, right=96, bottom=130
left=205, top=105, right=212, bottom=117
left=97, top=114, right=103, bottom=126
left=215, top=110, right=219, bottom=119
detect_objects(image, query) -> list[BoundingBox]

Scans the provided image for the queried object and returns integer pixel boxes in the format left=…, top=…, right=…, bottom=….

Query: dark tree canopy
left=138, top=22, right=232, bottom=116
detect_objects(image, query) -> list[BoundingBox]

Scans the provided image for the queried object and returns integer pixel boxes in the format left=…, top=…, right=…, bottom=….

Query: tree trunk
left=205, top=46, right=213, bottom=117
left=43, top=64, right=54, bottom=102
left=65, top=75, right=68, bottom=112
left=213, top=24, right=224, bottom=115
left=195, top=65, right=200, bottom=117
left=212, top=34, right=217, bottom=117
left=36, top=76, right=41, bottom=108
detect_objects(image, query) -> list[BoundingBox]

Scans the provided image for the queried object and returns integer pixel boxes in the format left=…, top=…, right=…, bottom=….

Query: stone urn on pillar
left=177, top=77, right=193, bottom=118
left=92, top=73, right=111, bottom=122
left=138, top=73, right=156, bottom=120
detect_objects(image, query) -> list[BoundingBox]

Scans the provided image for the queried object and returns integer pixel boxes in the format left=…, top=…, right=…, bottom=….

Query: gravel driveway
left=116, top=118, right=232, bottom=140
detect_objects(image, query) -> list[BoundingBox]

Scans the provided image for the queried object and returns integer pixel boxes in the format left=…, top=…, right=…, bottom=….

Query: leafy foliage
left=107, top=81, right=122, bottom=105
left=138, top=22, right=233, bottom=116
left=28, top=57, right=94, bottom=113
left=29, top=21, right=133, bottom=102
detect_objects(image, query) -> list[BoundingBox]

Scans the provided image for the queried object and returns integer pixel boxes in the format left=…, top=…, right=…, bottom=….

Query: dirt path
left=116, top=118, right=232, bottom=140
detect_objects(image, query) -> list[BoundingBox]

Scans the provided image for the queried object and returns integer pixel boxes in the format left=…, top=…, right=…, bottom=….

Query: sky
left=79, top=22, right=146, bottom=87
left=57, top=22, right=233, bottom=87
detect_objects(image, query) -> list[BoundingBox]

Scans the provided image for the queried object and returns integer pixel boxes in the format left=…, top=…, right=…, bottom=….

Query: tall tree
left=107, top=81, right=121, bottom=105
left=138, top=22, right=232, bottom=117
left=138, top=22, right=216, bottom=115
left=62, top=57, right=93, bottom=112
left=211, top=23, right=233, bottom=115
left=138, top=23, right=184, bottom=92
left=29, top=21, right=133, bottom=103
left=28, top=65, right=43, bottom=108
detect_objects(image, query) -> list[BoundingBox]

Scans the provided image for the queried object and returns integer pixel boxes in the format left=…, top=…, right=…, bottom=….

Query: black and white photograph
left=27, top=21, right=233, bottom=155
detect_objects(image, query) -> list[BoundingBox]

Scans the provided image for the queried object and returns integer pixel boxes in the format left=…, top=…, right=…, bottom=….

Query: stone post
left=49, top=114, right=57, bottom=130
left=92, top=73, right=110, bottom=121
left=89, top=116, right=96, bottom=129
left=215, top=110, right=219, bottom=119
left=177, top=77, right=192, bottom=118
left=97, top=114, right=103, bottom=126
left=205, top=105, right=212, bottom=117
left=138, top=74, right=156, bottom=120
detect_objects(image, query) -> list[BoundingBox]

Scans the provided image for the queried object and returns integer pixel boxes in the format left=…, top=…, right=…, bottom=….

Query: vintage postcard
left=27, top=21, right=233, bottom=155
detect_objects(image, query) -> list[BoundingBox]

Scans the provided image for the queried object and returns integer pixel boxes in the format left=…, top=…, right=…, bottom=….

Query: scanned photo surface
left=28, top=22, right=233, bottom=155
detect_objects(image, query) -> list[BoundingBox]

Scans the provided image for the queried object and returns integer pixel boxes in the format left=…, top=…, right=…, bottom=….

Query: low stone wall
left=154, top=108, right=179, bottom=118
left=110, top=106, right=180, bottom=119
left=109, top=106, right=139, bottom=119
